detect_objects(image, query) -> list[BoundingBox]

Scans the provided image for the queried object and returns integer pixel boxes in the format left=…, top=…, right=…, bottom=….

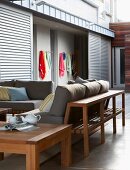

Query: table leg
left=0, top=152, right=4, bottom=160
left=83, top=105, right=89, bottom=157
left=100, top=102, right=105, bottom=144
left=112, top=96, right=116, bottom=134
left=61, top=128, right=72, bottom=167
left=26, top=145, right=39, bottom=170
left=122, top=93, right=125, bottom=126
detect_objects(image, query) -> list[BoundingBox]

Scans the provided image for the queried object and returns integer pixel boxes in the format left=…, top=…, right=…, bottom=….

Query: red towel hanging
left=39, top=51, right=46, bottom=79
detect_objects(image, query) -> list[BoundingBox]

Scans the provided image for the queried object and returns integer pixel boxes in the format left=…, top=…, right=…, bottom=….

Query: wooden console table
left=64, top=90, right=125, bottom=157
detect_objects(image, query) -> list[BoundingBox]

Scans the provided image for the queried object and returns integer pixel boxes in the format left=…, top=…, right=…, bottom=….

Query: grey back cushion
left=15, top=80, right=54, bottom=100
left=49, top=84, right=86, bottom=117
left=83, top=81, right=101, bottom=97
left=0, top=80, right=15, bottom=87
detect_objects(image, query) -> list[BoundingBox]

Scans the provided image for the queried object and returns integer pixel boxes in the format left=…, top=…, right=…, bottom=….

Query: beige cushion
left=98, top=80, right=109, bottom=93
left=39, top=93, right=54, bottom=112
left=0, top=87, right=10, bottom=101
left=83, top=81, right=101, bottom=97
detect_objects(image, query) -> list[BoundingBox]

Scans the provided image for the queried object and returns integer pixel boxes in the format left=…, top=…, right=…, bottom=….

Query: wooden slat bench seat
left=64, top=90, right=125, bottom=157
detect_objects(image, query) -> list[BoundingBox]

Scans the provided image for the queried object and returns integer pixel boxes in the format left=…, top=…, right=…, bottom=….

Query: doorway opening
left=113, top=47, right=125, bottom=89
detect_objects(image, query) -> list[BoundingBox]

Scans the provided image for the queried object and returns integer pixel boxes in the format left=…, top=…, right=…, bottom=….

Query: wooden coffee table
left=0, top=123, right=72, bottom=170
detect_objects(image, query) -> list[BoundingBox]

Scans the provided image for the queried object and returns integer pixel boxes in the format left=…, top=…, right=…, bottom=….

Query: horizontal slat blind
left=101, top=38, right=109, bottom=81
left=89, top=33, right=110, bottom=81
left=0, top=6, right=32, bottom=80
left=89, top=33, right=101, bottom=80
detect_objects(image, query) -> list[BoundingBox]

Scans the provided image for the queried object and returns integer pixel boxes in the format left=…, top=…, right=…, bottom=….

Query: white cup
left=9, top=116, right=18, bottom=124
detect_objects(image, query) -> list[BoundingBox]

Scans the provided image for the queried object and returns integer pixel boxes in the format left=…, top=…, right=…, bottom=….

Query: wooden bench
left=64, top=90, right=125, bottom=157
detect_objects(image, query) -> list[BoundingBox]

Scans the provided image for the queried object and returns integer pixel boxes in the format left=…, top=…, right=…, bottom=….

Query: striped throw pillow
left=0, top=87, right=10, bottom=101
left=39, top=93, right=54, bottom=112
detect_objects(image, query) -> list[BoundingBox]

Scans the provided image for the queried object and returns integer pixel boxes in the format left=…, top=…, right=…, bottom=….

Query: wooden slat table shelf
left=64, top=90, right=125, bottom=157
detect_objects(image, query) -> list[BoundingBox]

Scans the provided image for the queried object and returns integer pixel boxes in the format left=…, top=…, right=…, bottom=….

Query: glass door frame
left=113, top=47, right=125, bottom=88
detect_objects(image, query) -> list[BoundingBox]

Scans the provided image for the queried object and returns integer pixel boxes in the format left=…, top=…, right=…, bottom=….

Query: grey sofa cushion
left=0, top=100, right=42, bottom=111
left=0, top=80, right=15, bottom=87
left=15, top=80, right=54, bottom=100
left=49, top=84, right=86, bottom=117
left=98, top=80, right=109, bottom=93
left=83, top=81, right=101, bottom=97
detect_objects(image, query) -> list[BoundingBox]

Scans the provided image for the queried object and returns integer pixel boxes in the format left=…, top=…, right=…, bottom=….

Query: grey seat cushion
left=83, top=81, right=101, bottom=97
left=49, top=84, right=86, bottom=117
left=38, top=112, right=64, bottom=124
left=15, top=80, right=54, bottom=100
left=0, top=100, right=42, bottom=111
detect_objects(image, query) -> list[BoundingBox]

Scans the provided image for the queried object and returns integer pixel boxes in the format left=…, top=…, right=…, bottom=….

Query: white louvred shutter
left=0, top=5, right=33, bottom=80
left=88, top=33, right=110, bottom=81
left=88, top=33, right=101, bottom=80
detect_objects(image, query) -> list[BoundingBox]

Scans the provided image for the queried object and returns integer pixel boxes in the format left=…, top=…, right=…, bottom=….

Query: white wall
left=33, top=23, right=74, bottom=85
left=57, top=31, right=74, bottom=85
left=34, top=25, right=51, bottom=81
left=42, top=0, right=112, bottom=28
left=43, top=0, right=98, bottom=23
left=12, top=0, right=113, bottom=28
left=98, top=15, right=111, bottom=28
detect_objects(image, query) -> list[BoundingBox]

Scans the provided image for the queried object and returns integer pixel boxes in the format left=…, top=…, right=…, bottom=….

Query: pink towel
left=59, top=53, right=65, bottom=77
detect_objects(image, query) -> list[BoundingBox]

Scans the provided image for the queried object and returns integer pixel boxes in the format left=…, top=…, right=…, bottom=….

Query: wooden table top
left=0, top=123, right=71, bottom=144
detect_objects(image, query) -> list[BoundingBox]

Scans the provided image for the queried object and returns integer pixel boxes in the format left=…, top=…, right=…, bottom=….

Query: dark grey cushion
left=98, top=80, right=109, bottom=93
left=15, top=80, right=54, bottom=100
left=49, top=84, right=86, bottom=117
left=86, top=79, right=97, bottom=82
left=0, top=100, right=42, bottom=111
left=0, top=80, right=15, bottom=87
left=83, top=81, right=101, bottom=97
left=68, top=80, right=75, bottom=84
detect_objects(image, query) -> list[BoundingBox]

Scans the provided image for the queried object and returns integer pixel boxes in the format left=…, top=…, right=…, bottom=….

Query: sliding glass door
left=113, top=47, right=125, bottom=88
